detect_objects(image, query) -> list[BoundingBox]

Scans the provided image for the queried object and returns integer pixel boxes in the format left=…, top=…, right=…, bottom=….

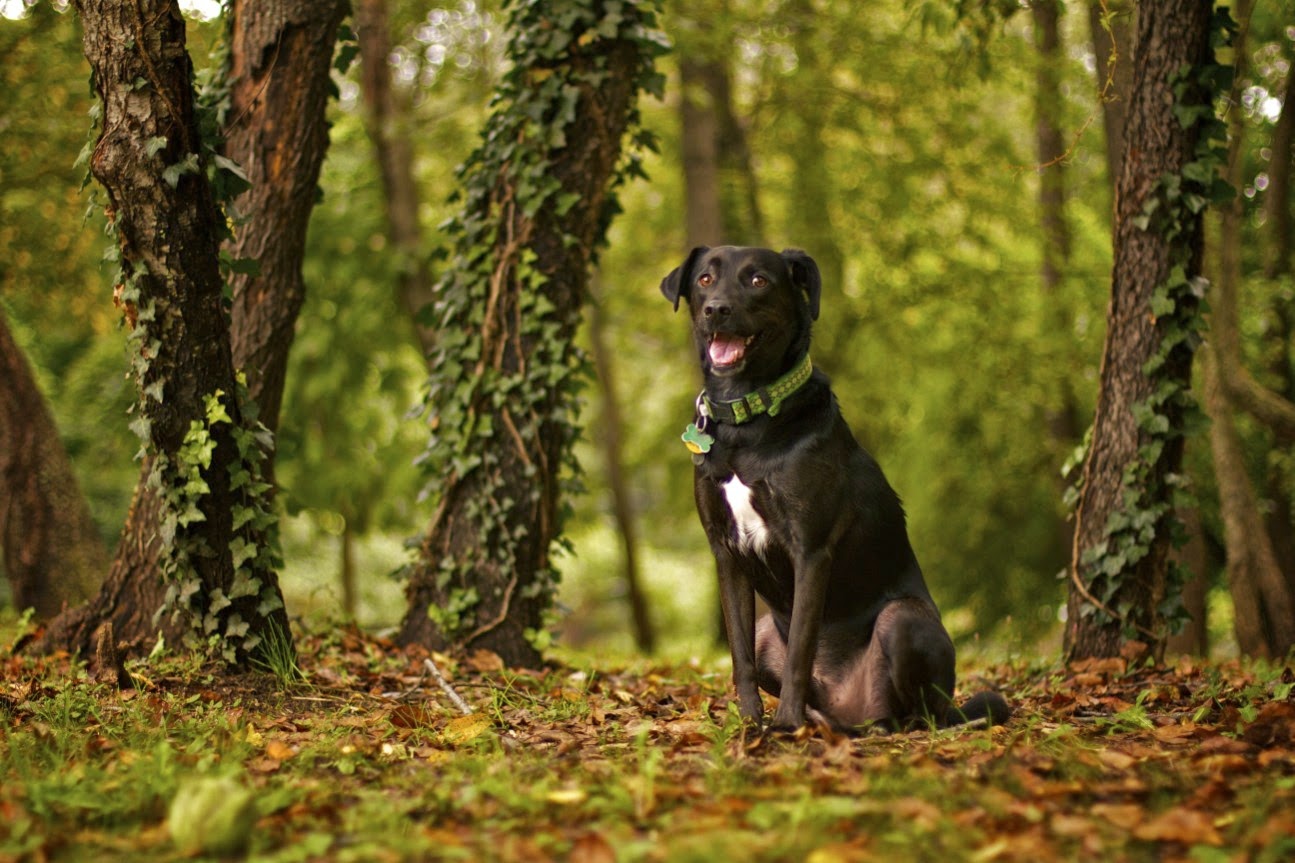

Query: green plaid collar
left=701, top=353, right=814, bottom=425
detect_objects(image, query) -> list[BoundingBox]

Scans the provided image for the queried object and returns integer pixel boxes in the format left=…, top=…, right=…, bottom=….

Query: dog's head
left=660, top=246, right=821, bottom=388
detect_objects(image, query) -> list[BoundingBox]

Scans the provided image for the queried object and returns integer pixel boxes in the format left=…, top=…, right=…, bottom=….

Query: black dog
left=661, top=245, right=1008, bottom=732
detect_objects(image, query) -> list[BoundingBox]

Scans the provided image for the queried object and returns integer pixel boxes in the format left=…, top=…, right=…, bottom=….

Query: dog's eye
left=751, top=274, right=768, bottom=288
left=697, top=273, right=714, bottom=287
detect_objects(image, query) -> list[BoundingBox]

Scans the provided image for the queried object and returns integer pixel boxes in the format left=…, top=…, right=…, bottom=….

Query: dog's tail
left=941, top=690, right=1011, bottom=728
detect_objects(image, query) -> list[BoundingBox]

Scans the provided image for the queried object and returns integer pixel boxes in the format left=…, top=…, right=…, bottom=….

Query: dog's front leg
left=770, top=550, right=831, bottom=730
left=716, top=554, right=763, bottom=724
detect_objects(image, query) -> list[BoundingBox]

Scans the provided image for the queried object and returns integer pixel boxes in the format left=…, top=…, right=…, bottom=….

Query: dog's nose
left=703, top=301, right=731, bottom=319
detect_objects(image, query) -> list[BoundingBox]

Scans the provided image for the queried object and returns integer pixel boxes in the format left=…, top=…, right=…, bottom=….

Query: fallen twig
left=425, top=657, right=474, bottom=717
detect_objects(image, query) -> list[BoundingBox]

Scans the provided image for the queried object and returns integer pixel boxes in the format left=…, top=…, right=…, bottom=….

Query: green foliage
left=151, top=377, right=285, bottom=664
left=410, top=0, right=666, bottom=640
left=1072, top=9, right=1239, bottom=639
left=250, top=616, right=308, bottom=687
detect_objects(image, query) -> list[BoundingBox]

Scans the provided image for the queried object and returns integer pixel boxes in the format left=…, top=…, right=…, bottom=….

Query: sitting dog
left=661, top=246, right=1009, bottom=732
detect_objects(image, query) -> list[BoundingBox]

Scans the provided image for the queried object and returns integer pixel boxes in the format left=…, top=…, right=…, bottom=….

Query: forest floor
left=2, top=624, right=1294, bottom=863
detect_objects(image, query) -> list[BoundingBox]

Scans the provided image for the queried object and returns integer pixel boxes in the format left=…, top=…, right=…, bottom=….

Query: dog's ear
left=781, top=248, right=822, bottom=321
left=660, top=246, right=710, bottom=312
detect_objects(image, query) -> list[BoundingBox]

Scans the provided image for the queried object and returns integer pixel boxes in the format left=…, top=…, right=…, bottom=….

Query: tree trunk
left=0, top=310, right=106, bottom=619
left=588, top=274, right=655, bottom=653
left=1033, top=0, right=1083, bottom=563
left=1065, top=0, right=1215, bottom=661
left=1034, top=0, right=1071, bottom=300
left=1087, top=0, right=1134, bottom=191
left=781, top=0, right=843, bottom=295
left=340, top=518, right=357, bottom=619
left=1087, top=0, right=1215, bottom=651
left=398, top=1, right=662, bottom=667
left=1204, top=355, right=1295, bottom=656
left=355, top=0, right=438, bottom=359
left=679, top=55, right=725, bottom=247
left=225, top=0, right=351, bottom=434
left=38, top=0, right=310, bottom=664
left=1164, top=505, right=1209, bottom=656
left=1259, top=48, right=1295, bottom=596
left=676, top=12, right=761, bottom=248
left=37, top=460, right=177, bottom=657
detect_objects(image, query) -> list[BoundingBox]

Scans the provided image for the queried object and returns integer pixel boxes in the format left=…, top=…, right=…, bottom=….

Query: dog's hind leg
left=882, top=601, right=957, bottom=726
left=753, top=615, right=784, bottom=696
left=823, top=598, right=957, bottom=730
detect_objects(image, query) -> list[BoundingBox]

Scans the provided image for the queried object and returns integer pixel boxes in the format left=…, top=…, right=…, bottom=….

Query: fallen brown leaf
left=264, top=739, right=294, bottom=761
left=1090, top=803, right=1145, bottom=831
left=1132, top=806, right=1223, bottom=846
left=569, top=831, right=616, bottom=863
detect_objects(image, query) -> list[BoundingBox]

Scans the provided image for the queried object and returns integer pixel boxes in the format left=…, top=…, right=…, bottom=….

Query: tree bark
left=1065, top=0, right=1214, bottom=661
left=1164, top=505, right=1209, bottom=656
left=1204, top=355, right=1295, bottom=656
left=225, top=0, right=351, bottom=434
left=0, top=310, right=106, bottom=619
left=398, top=3, right=660, bottom=667
left=355, top=0, right=438, bottom=359
left=1087, top=0, right=1216, bottom=651
left=37, top=460, right=176, bottom=657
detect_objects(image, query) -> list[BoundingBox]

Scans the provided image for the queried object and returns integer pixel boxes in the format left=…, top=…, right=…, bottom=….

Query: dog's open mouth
left=708, top=333, right=755, bottom=368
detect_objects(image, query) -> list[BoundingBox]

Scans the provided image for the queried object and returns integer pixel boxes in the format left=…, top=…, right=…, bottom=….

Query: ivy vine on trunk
left=41, top=0, right=292, bottom=666
left=399, top=0, right=666, bottom=667
left=1065, top=2, right=1235, bottom=661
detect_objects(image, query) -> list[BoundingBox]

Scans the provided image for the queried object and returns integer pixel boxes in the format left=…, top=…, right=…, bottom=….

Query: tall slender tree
left=355, top=0, right=438, bottom=359
left=1032, top=0, right=1084, bottom=560
left=779, top=0, right=844, bottom=295
left=588, top=273, right=656, bottom=653
left=674, top=0, right=761, bottom=247
left=1065, top=1, right=1224, bottom=661
left=399, top=0, right=665, bottom=667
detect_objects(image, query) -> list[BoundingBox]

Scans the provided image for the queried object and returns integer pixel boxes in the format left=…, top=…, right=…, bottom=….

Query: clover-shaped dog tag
left=681, top=423, right=714, bottom=457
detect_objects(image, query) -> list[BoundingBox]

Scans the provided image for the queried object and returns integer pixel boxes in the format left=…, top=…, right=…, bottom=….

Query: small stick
left=424, top=658, right=474, bottom=716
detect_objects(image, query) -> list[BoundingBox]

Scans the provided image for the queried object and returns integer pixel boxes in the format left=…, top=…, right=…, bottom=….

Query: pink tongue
left=709, top=334, right=746, bottom=366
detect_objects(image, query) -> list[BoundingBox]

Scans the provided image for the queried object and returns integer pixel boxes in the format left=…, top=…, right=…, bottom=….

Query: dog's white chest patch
left=722, top=476, right=770, bottom=556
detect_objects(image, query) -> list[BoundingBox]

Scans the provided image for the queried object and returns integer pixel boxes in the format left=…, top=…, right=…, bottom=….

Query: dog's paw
left=767, top=706, right=807, bottom=734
